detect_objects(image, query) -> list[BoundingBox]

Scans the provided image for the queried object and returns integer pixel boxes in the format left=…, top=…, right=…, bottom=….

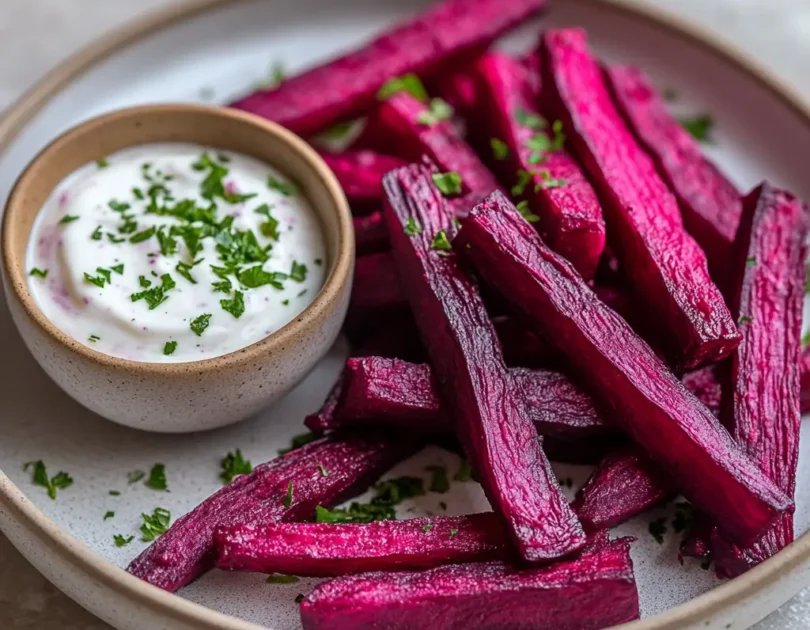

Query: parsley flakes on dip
left=26, top=144, right=326, bottom=363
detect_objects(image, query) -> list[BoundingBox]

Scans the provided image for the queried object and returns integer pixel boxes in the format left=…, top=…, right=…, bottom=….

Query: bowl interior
left=2, top=104, right=353, bottom=368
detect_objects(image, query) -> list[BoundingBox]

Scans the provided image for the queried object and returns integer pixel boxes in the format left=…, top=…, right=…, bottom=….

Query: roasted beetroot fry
left=127, top=431, right=418, bottom=591
left=469, top=52, right=605, bottom=279
left=354, top=211, right=389, bottom=255
left=300, top=537, right=639, bottom=630
left=570, top=366, right=721, bottom=531
left=491, top=315, right=549, bottom=367
left=802, top=346, right=810, bottom=414
left=708, top=183, right=808, bottom=578
left=350, top=253, right=408, bottom=314
left=332, top=357, right=611, bottom=443
left=431, top=68, right=481, bottom=121
left=540, top=29, right=740, bottom=370
left=572, top=449, right=672, bottom=532
left=383, top=161, right=585, bottom=562
left=605, top=65, right=742, bottom=285
left=456, top=191, right=792, bottom=546
left=216, top=513, right=510, bottom=576
left=231, top=0, right=547, bottom=136
left=320, top=151, right=406, bottom=214
left=355, top=92, right=501, bottom=205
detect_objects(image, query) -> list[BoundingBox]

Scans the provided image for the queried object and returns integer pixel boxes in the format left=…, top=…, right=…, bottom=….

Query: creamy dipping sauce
left=26, top=144, right=326, bottom=363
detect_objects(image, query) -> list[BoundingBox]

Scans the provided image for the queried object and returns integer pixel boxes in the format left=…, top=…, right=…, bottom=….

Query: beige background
left=1, top=0, right=810, bottom=628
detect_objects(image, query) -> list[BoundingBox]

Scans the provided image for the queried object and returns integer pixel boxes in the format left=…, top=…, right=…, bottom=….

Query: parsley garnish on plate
left=516, top=200, right=540, bottom=223
left=59, top=215, right=80, bottom=225
left=29, top=268, right=48, bottom=278
left=163, top=341, right=177, bottom=356
left=431, top=172, right=462, bottom=197
left=140, top=507, right=171, bottom=541
left=220, top=449, right=253, bottom=484
left=127, top=470, right=146, bottom=484
left=96, top=158, right=109, bottom=168
left=377, top=74, right=429, bottom=102
left=511, top=169, right=532, bottom=197
left=23, top=460, right=72, bottom=500
left=266, top=574, right=299, bottom=584
left=145, top=463, right=168, bottom=491
left=109, top=490, right=121, bottom=496
left=416, top=98, right=454, bottom=127
left=404, top=217, right=422, bottom=237
left=679, top=114, right=714, bottom=142
left=88, top=334, right=101, bottom=343
left=114, top=534, right=134, bottom=547
left=190, top=313, right=212, bottom=336
left=314, top=476, right=425, bottom=524
left=103, top=511, right=115, bottom=521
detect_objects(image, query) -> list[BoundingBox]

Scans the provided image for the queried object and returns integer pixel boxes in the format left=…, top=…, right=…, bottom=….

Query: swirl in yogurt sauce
left=26, top=144, right=326, bottom=363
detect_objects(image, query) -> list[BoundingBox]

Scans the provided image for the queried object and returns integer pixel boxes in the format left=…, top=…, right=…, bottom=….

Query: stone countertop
left=1, top=0, right=809, bottom=628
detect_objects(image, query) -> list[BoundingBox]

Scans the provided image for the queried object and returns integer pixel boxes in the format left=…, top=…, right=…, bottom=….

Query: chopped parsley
left=377, top=74, right=429, bottom=102
left=59, top=215, right=80, bottom=225
left=266, top=574, right=299, bottom=584
left=430, top=230, right=452, bottom=252
left=649, top=517, right=667, bottom=544
left=450, top=528, right=459, bottom=537
left=536, top=170, right=567, bottom=189
left=96, top=158, right=109, bottom=168
left=23, top=460, right=72, bottom=500
left=511, top=169, right=532, bottom=197
left=103, top=511, right=115, bottom=521
left=319, top=463, right=329, bottom=478
left=514, top=108, right=546, bottom=130
left=220, top=449, right=253, bottom=484
left=255, top=204, right=280, bottom=240
left=431, top=172, right=463, bottom=196
left=453, top=460, right=473, bottom=482
left=315, top=476, right=425, bottom=524
left=404, top=216, right=422, bottom=236
left=114, top=534, right=134, bottom=547
left=175, top=259, right=201, bottom=284
left=289, top=261, right=308, bottom=282
left=130, top=225, right=156, bottom=244
left=738, top=315, right=753, bottom=325
left=131, top=273, right=175, bottom=310
left=679, top=114, right=714, bottom=142
left=140, top=507, right=171, bottom=542
left=490, top=138, right=510, bottom=160
left=282, top=481, right=294, bottom=508
left=163, top=341, right=178, bottom=356
left=84, top=271, right=108, bottom=288
left=190, top=313, right=212, bottom=336
left=421, top=522, right=434, bottom=533
left=108, top=490, right=121, bottom=496
left=516, top=200, right=540, bottom=223
left=746, top=257, right=757, bottom=266
left=237, top=265, right=285, bottom=290
left=145, top=463, right=168, bottom=491
left=220, top=291, right=245, bottom=319
left=802, top=331, right=810, bottom=347
left=416, top=98, right=454, bottom=127
left=29, top=267, right=48, bottom=278
left=88, top=334, right=101, bottom=343
left=127, top=470, right=145, bottom=484
left=91, top=226, right=103, bottom=241
left=426, top=465, right=449, bottom=494
left=267, top=176, right=298, bottom=197
left=212, top=278, right=233, bottom=293
left=278, top=431, right=320, bottom=456
left=111, top=263, right=124, bottom=275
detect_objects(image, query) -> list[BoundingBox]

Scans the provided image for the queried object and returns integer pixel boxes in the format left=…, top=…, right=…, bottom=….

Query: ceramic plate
left=2, top=1, right=810, bottom=629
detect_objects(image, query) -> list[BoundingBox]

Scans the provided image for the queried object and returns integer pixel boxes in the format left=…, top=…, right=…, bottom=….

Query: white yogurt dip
left=26, top=144, right=326, bottom=363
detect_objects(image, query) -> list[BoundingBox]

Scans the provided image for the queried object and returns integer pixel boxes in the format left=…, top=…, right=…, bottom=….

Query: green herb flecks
left=378, top=74, right=429, bottom=102
left=421, top=522, right=434, bottom=533
left=220, top=291, right=245, bottom=319
left=59, top=215, right=80, bottom=225
left=91, top=226, right=103, bottom=241
left=96, top=158, right=109, bottom=168
left=516, top=200, right=540, bottom=223
left=511, top=169, right=532, bottom=197
left=163, top=341, right=178, bottom=356
left=267, top=176, right=298, bottom=197
left=266, top=574, right=299, bottom=584
left=29, top=268, right=48, bottom=278
left=220, top=449, right=253, bottom=484
left=278, top=432, right=320, bottom=456
left=679, top=114, right=714, bottom=142
left=237, top=265, right=285, bottom=290
left=416, top=98, right=454, bottom=127
left=140, top=507, right=171, bottom=542
left=426, top=465, right=450, bottom=494
left=738, top=315, right=753, bottom=325
left=255, top=204, right=280, bottom=240
left=314, top=476, right=425, bottom=524
left=176, top=259, right=202, bottom=284
left=23, top=460, right=72, bottom=500
left=431, top=172, right=463, bottom=197
left=282, top=481, right=294, bottom=508
left=490, top=138, right=510, bottom=161
left=88, top=334, right=101, bottom=343
left=145, top=463, right=168, bottom=491
left=131, top=273, right=176, bottom=310
left=127, top=470, right=145, bottom=484
left=104, top=511, right=115, bottom=521
left=404, top=216, right=422, bottom=237
left=454, top=460, right=473, bottom=482
left=130, top=225, right=157, bottom=244
left=109, top=490, right=121, bottom=496
left=114, top=534, right=134, bottom=547
left=430, top=230, right=452, bottom=253
left=190, top=313, right=212, bottom=336
left=514, top=108, right=546, bottom=130
left=289, top=261, right=307, bottom=283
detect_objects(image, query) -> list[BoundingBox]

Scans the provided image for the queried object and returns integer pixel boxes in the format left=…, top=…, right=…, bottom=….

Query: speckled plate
left=1, top=1, right=810, bottom=629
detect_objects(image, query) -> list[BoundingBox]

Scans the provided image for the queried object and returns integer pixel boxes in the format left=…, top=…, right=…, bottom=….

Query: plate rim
left=1, top=1, right=810, bottom=629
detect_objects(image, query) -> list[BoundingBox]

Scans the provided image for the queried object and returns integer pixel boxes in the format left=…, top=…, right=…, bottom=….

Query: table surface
left=1, top=0, right=810, bottom=628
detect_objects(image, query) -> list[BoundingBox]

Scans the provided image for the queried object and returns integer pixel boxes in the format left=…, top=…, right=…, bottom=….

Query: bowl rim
left=1, top=1, right=810, bottom=630
left=1, top=102, right=353, bottom=374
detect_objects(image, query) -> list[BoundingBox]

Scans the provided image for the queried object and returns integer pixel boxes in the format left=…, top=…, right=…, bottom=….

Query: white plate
left=2, top=1, right=810, bottom=629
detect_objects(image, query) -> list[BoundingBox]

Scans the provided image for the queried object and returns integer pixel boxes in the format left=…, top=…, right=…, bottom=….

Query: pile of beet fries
left=128, top=0, right=810, bottom=627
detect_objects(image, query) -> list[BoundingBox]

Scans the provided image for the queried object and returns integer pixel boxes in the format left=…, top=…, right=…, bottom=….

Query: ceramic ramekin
left=1, top=104, right=354, bottom=432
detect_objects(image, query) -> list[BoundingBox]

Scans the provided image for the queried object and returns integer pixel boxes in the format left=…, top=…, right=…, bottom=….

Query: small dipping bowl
left=1, top=104, right=354, bottom=433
